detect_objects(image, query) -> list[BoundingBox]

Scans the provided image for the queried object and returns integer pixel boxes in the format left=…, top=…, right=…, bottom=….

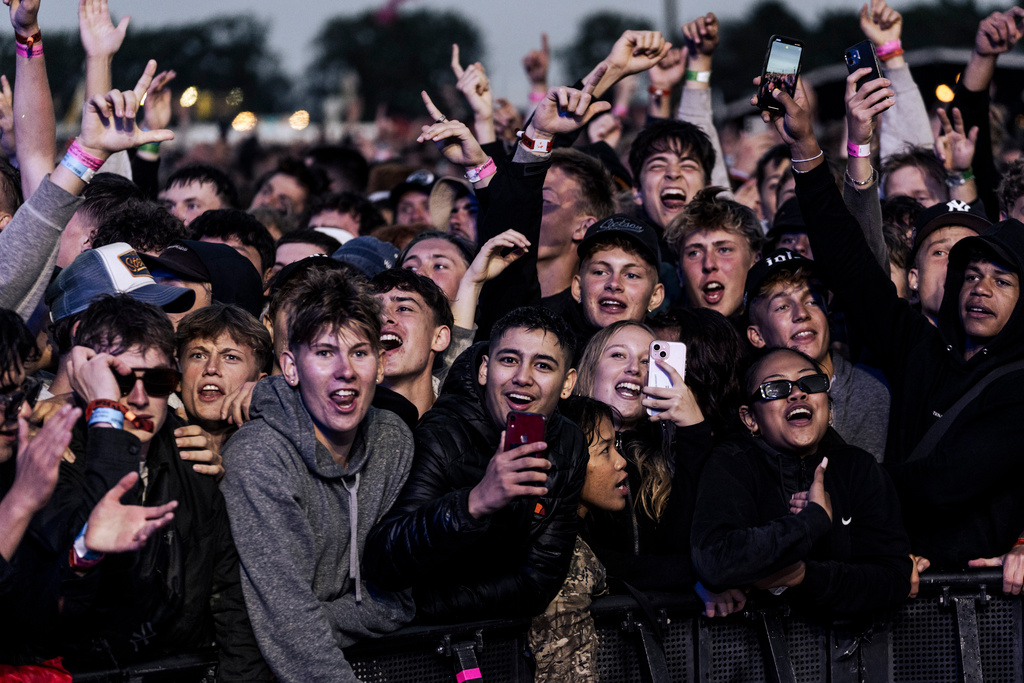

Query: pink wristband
left=875, top=40, right=902, bottom=58
left=68, top=140, right=104, bottom=171
left=528, top=91, right=546, bottom=104
left=847, top=141, right=871, bottom=158
left=465, top=157, right=497, bottom=184
left=15, top=41, right=42, bottom=58
left=612, top=104, right=629, bottom=118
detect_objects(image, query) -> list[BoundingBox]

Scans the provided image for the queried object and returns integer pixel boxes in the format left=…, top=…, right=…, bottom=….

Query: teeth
left=600, top=299, right=625, bottom=307
left=201, top=384, right=220, bottom=391
left=616, top=382, right=641, bottom=396
left=704, top=282, right=723, bottom=291
left=787, top=408, right=812, bottom=421
left=508, top=393, right=532, bottom=403
left=661, top=190, right=686, bottom=201
left=380, top=333, right=403, bottom=350
left=332, top=389, right=356, bottom=397
left=793, top=331, right=814, bottom=339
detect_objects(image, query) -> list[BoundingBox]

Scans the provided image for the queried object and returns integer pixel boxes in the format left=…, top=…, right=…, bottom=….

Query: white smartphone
left=646, top=340, right=687, bottom=416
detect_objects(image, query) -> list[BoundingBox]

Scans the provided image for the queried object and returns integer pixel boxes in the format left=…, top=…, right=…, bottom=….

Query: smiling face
left=740, top=350, right=830, bottom=458
left=377, top=288, right=448, bottom=383
left=959, top=259, right=1020, bottom=352
left=747, top=280, right=830, bottom=366
left=572, top=246, right=664, bottom=329
left=679, top=228, right=758, bottom=317
left=579, top=415, right=629, bottom=516
left=179, top=332, right=264, bottom=431
left=909, top=226, right=978, bottom=322
left=590, top=325, right=655, bottom=429
left=478, top=328, right=576, bottom=430
left=401, top=238, right=468, bottom=301
left=281, top=323, right=384, bottom=464
left=634, top=143, right=708, bottom=230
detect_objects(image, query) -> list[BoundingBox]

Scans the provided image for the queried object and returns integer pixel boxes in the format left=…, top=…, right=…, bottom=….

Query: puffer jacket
left=365, top=342, right=589, bottom=622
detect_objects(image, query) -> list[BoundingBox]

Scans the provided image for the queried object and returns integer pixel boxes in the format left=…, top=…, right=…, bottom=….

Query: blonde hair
left=573, top=320, right=655, bottom=399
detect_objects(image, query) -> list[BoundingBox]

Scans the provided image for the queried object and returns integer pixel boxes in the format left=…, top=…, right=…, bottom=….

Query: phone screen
left=759, top=38, right=803, bottom=110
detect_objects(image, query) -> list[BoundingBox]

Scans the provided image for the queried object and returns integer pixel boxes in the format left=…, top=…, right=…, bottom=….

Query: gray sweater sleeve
left=879, top=64, right=934, bottom=159
left=676, top=88, right=733, bottom=194
left=0, top=176, right=83, bottom=320
left=842, top=171, right=888, bottom=270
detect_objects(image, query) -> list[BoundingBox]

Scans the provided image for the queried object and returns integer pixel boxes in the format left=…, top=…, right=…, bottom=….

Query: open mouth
left=702, top=282, right=724, bottom=305
left=598, top=298, right=627, bottom=313
left=791, top=329, right=817, bottom=343
left=506, top=392, right=534, bottom=406
left=661, top=189, right=687, bottom=210
left=615, top=381, right=642, bottom=399
left=198, top=384, right=224, bottom=402
left=965, top=304, right=993, bottom=317
left=380, top=333, right=403, bottom=351
left=616, top=476, right=630, bottom=494
left=330, top=389, right=358, bottom=410
left=785, top=405, right=814, bottom=424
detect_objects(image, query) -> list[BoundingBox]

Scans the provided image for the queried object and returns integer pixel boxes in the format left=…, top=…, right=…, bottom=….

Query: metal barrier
left=71, top=569, right=1022, bottom=683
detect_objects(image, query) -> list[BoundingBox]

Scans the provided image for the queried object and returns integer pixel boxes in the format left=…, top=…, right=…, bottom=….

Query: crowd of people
left=3, top=0, right=1024, bottom=680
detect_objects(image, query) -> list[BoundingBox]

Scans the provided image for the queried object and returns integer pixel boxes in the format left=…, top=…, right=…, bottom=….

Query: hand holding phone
left=757, top=35, right=804, bottom=113
left=844, top=41, right=882, bottom=91
left=646, top=341, right=686, bottom=416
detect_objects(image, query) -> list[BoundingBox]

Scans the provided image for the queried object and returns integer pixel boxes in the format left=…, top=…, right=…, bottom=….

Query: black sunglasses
left=750, top=373, right=830, bottom=403
left=115, top=368, right=181, bottom=398
left=1, top=376, right=42, bottom=424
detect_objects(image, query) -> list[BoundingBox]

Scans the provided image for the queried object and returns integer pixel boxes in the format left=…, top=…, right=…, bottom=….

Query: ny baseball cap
left=578, top=214, right=662, bottom=268
left=46, top=242, right=195, bottom=322
left=911, top=199, right=991, bottom=260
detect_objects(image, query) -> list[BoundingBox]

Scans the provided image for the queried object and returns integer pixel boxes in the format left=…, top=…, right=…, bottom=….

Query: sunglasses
left=115, top=368, right=181, bottom=398
left=1, top=376, right=42, bottom=424
left=750, top=373, right=830, bottom=403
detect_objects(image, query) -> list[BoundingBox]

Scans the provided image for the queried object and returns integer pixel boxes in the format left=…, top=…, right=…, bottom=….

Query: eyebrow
left=391, top=295, right=422, bottom=307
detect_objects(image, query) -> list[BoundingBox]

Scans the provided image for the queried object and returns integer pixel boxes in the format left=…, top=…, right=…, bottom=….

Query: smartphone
left=505, top=411, right=546, bottom=450
left=758, top=35, right=804, bottom=113
left=646, top=341, right=687, bottom=416
left=844, top=40, right=883, bottom=91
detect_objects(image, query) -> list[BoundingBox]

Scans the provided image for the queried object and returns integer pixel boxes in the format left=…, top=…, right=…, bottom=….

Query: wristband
left=465, top=157, right=496, bottom=184
left=88, top=407, right=124, bottom=430
left=647, top=85, right=669, bottom=98
left=68, top=140, right=104, bottom=171
left=15, top=41, right=42, bottom=59
left=875, top=39, right=902, bottom=57
left=137, top=142, right=161, bottom=155
left=946, top=168, right=975, bottom=187
left=69, top=523, right=105, bottom=570
left=847, top=141, right=871, bottom=158
left=878, top=48, right=904, bottom=62
left=1014, top=538, right=1024, bottom=549
left=685, top=70, right=711, bottom=83
left=611, top=104, right=629, bottom=118
left=14, top=30, right=40, bottom=48
left=85, top=398, right=154, bottom=432
left=528, top=91, right=546, bottom=104
left=517, top=130, right=552, bottom=154
left=791, top=150, right=824, bottom=169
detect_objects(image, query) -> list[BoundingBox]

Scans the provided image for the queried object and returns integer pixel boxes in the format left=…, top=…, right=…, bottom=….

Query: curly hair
left=664, top=186, right=764, bottom=259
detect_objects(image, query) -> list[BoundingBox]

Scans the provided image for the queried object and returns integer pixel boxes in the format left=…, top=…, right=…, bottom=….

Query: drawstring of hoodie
left=341, top=473, right=362, bottom=604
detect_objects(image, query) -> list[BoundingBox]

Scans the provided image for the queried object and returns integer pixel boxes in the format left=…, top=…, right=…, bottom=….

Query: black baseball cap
left=577, top=214, right=661, bottom=268
left=744, top=248, right=817, bottom=310
left=143, top=239, right=264, bottom=317
left=911, top=199, right=991, bottom=260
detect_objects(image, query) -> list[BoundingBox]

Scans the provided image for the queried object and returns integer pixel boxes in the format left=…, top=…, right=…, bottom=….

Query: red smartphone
left=505, top=411, right=546, bottom=450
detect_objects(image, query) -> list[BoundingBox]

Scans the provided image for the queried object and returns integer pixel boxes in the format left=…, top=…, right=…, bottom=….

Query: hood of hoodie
left=938, top=219, right=1024, bottom=366
left=248, top=374, right=374, bottom=479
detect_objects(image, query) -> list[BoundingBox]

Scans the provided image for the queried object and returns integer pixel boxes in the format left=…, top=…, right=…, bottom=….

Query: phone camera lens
left=660, top=351, right=667, bottom=358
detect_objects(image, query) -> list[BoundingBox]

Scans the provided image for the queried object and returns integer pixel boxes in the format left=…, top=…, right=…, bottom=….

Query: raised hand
left=935, top=107, right=978, bottom=172
left=0, top=75, right=15, bottom=160
left=66, top=345, right=131, bottom=404
left=78, top=0, right=129, bottom=59
left=604, top=30, right=671, bottom=80
left=462, top=230, right=530, bottom=286
left=752, top=75, right=816, bottom=149
left=467, top=431, right=550, bottom=518
left=522, top=33, right=550, bottom=87
left=6, top=0, right=40, bottom=37
left=85, top=471, right=177, bottom=553
left=142, top=69, right=176, bottom=133
left=845, top=68, right=894, bottom=145
left=587, top=112, right=623, bottom=148
left=974, top=7, right=1024, bottom=56
left=681, top=12, right=719, bottom=72
left=530, top=64, right=612, bottom=139
left=77, top=59, right=175, bottom=159
left=10, top=404, right=79, bottom=515
left=649, top=46, right=689, bottom=92
left=642, top=360, right=704, bottom=427
left=859, top=0, right=903, bottom=45
left=416, top=91, right=488, bottom=168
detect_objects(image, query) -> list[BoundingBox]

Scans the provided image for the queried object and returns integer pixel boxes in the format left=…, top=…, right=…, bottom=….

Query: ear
left=908, top=267, right=919, bottom=292
left=573, top=216, right=596, bottom=243
left=70, top=319, right=82, bottom=343
left=280, top=350, right=299, bottom=386
left=0, top=213, right=12, bottom=230
left=738, top=404, right=758, bottom=434
left=431, top=325, right=452, bottom=354
left=632, top=187, right=643, bottom=207
left=647, top=282, right=665, bottom=313
left=560, top=367, right=578, bottom=399
left=571, top=274, right=582, bottom=304
left=747, top=324, right=767, bottom=348
left=477, top=354, right=489, bottom=387
left=257, top=372, right=268, bottom=381
left=376, top=349, right=386, bottom=384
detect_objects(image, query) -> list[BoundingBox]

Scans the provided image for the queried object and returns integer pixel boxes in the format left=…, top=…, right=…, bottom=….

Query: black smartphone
left=844, top=40, right=883, bottom=91
left=758, top=35, right=804, bottom=113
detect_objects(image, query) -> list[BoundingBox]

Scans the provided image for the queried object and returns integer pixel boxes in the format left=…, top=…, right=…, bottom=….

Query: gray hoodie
left=221, top=375, right=416, bottom=683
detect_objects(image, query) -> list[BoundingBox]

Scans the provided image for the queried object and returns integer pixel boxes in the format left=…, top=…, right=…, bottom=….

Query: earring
left=749, top=427, right=761, bottom=438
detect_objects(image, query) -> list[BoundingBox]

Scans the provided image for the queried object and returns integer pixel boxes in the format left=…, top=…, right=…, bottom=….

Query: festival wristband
left=88, top=407, right=124, bottom=430
left=685, top=70, right=711, bottom=83
left=465, top=157, right=497, bottom=184
left=15, top=41, right=42, bottom=58
left=69, top=523, right=105, bottom=570
left=517, top=130, right=552, bottom=154
left=847, top=141, right=871, bottom=158
left=611, top=104, right=629, bottom=118
left=85, top=398, right=154, bottom=432
left=648, top=86, right=669, bottom=98
left=528, top=91, right=546, bottom=104
left=875, top=40, right=902, bottom=57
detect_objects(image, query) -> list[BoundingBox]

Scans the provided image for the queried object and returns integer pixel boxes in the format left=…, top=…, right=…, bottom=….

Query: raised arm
left=78, top=0, right=128, bottom=100
left=8, top=0, right=55, bottom=197
left=451, top=44, right=495, bottom=145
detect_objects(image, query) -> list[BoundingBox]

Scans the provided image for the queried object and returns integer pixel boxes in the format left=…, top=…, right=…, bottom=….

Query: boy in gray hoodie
left=221, top=269, right=415, bottom=683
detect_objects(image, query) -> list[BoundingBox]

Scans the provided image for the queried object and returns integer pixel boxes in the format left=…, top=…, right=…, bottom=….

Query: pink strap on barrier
left=456, top=667, right=483, bottom=682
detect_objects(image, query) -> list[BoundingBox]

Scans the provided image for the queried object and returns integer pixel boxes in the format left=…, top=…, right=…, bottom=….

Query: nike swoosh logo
left=842, top=517, right=852, bottom=525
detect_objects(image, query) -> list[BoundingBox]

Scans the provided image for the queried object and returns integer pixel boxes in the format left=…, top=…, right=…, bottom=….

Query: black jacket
left=796, top=162, right=1024, bottom=567
left=691, top=430, right=911, bottom=618
left=51, top=416, right=268, bottom=680
left=365, top=342, right=589, bottom=622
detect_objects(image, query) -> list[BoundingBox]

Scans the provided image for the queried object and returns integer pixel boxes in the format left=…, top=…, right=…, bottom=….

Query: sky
left=38, top=0, right=1003, bottom=103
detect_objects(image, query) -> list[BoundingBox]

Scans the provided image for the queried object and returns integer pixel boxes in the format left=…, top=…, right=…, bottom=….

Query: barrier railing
left=73, top=569, right=1022, bottom=683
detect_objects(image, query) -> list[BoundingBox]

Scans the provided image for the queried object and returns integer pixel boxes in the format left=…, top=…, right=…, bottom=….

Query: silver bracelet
left=791, top=150, right=824, bottom=164
left=844, top=167, right=876, bottom=188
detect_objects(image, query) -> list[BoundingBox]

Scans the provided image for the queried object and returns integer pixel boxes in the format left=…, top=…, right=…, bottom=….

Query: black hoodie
left=796, top=162, right=1024, bottom=567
